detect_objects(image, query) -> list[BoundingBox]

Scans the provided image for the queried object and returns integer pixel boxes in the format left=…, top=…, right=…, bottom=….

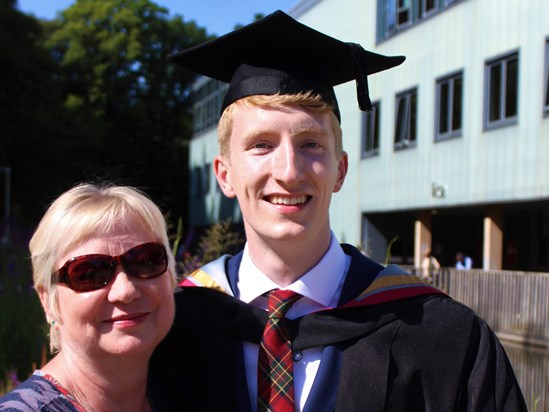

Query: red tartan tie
left=257, top=289, right=302, bottom=412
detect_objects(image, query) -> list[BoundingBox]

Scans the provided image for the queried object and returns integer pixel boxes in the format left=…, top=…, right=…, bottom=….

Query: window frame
left=361, top=102, right=381, bottom=158
left=543, top=37, right=549, bottom=117
left=483, top=51, right=519, bottom=130
left=394, top=87, right=418, bottom=150
left=435, top=70, right=463, bottom=141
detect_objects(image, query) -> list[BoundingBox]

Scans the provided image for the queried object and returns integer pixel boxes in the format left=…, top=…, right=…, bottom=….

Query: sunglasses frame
left=54, top=242, right=168, bottom=292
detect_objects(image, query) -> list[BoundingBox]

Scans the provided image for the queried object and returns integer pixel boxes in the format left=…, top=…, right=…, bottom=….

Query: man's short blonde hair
left=217, top=92, right=343, bottom=161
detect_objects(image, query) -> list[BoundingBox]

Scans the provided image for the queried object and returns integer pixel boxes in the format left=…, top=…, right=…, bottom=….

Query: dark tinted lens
left=65, top=256, right=114, bottom=292
left=122, top=243, right=167, bottom=278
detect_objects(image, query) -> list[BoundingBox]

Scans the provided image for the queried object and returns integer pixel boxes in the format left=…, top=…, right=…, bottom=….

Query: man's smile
left=265, top=195, right=309, bottom=205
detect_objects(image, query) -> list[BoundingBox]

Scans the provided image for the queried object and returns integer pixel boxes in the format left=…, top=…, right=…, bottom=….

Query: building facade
left=188, top=0, right=549, bottom=271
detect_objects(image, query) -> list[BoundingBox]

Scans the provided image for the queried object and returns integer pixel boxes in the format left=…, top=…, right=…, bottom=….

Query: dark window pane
left=505, top=57, right=518, bottom=118
left=363, top=103, right=379, bottom=154
left=366, top=112, right=373, bottom=150
left=395, top=98, right=406, bottom=143
left=398, top=9, right=409, bottom=25
left=452, top=77, right=463, bottom=130
left=410, top=93, right=417, bottom=142
left=373, top=105, right=379, bottom=149
left=489, top=63, right=502, bottom=122
left=398, top=0, right=410, bottom=25
left=439, top=82, right=449, bottom=134
left=546, top=75, right=549, bottom=107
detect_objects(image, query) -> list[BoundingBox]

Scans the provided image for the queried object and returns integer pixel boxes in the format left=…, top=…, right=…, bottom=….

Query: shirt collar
left=237, top=232, right=348, bottom=309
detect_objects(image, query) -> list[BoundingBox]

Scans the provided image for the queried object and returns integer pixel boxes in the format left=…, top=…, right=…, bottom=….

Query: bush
left=178, top=219, right=244, bottom=277
left=0, top=231, right=49, bottom=394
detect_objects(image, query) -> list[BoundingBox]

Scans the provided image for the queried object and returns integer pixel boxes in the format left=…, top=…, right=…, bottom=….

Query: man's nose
left=271, top=142, right=304, bottom=184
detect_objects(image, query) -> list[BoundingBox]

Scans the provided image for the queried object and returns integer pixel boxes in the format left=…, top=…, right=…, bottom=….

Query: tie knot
left=267, top=289, right=301, bottom=318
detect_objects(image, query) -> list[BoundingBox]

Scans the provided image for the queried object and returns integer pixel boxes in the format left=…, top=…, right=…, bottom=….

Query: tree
left=45, top=0, right=211, bottom=231
left=0, top=0, right=72, bottom=227
left=0, top=0, right=211, bottom=386
left=1, top=0, right=211, bottom=233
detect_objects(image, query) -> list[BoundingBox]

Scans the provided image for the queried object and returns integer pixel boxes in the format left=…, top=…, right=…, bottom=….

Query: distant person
left=455, top=251, right=473, bottom=270
left=0, top=183, right=176, bottom=411
left=420, top=248, right=440, bottom=281
left=148, top=11, right=527, bottom=411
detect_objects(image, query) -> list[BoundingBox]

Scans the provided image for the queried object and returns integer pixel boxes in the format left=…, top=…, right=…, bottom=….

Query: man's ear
left=333, top=151, right=349, bottom=193
left=213, top=155, right=236, bottom=198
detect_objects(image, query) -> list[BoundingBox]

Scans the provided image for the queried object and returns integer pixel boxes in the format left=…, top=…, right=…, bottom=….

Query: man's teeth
left=270, top=195, right=307, bottom=205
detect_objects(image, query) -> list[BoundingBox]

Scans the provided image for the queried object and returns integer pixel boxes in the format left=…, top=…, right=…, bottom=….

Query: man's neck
left=246, top=233, right=332, bottom=287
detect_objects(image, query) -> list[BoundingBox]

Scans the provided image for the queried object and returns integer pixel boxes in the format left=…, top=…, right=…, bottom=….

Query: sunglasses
left=54, top=242, right=168, bottom=292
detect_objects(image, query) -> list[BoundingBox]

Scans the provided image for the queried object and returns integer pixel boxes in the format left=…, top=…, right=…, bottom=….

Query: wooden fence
left=408, top=267, right=549, bottom=411
left=425, top=268, right=549, bottom=347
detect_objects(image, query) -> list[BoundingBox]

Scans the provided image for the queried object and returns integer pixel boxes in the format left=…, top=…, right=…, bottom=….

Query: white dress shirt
left=237, top=232, right=350, bottom=412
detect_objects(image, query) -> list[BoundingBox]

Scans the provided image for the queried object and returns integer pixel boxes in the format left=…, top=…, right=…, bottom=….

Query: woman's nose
left=107, top=268, right=141, bottom=303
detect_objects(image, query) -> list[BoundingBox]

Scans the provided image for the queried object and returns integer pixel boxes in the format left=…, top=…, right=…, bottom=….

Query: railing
left=422, top=268, right=549, bottom=347
left=408, top=268, right=549, bottom=348
left=407, top=267, right=549, bottom=411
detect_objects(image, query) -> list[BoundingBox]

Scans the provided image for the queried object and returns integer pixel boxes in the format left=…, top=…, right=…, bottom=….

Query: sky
left=16, top=0, right=299, bottom=36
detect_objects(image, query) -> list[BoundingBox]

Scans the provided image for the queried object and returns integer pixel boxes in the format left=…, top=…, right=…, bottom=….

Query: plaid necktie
left=257, top=289, right=302, bottom=412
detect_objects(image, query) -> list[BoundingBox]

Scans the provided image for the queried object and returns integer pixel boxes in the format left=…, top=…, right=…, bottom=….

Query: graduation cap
left=168, top=10, right=405, bottom=122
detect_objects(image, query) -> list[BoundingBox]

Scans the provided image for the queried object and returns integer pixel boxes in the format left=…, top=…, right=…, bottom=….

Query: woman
left=0, top=183, right=176, bottom=411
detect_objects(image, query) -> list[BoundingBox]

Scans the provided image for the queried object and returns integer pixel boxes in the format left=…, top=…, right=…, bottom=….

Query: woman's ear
left=37, top=286, right=53, bottom=322
left=213, top=155, right=236, bottom=198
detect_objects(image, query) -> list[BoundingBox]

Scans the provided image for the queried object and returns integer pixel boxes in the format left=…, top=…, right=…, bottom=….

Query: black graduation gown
left=148, top=244, right=527, bottom=412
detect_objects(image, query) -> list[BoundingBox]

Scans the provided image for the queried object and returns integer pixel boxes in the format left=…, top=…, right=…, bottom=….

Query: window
left=384, top=0, right=411, bottom=35
left=191, top=166, right=202, bottom=198
left=543, top=39, right=549, bottom=116
left=397, top=0, right=412, bottom=27
left=202, top=163, right=211, bottom=195
left=377, top=0, right=464, bottom=41
left=484, top=52, right=519, bottom=129
left=435, top=71, right=463, bottom=140
left=192, top=79, right=228, bottom=134
left=361, top=102, right=380, bottom=157
left=191, top=164, right=211, bottom=197
left=419, top=0, right=438, bottom=19
left=394, top=88, right=417, bottom=149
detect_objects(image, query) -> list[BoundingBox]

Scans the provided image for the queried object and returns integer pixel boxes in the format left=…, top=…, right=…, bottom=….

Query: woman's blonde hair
left=217, top=92, right=343, bottom=161
left=29, top=183, right=177, bottom=352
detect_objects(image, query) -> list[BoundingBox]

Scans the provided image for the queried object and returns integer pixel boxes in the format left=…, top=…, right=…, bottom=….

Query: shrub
left=0, top=231, right=49, bottom=394
left=178, top=219, right=244, bottom=277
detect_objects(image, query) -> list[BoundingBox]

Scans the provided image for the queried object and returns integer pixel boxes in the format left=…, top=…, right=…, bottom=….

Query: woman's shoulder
left=0, top=372, right=78, bottom=411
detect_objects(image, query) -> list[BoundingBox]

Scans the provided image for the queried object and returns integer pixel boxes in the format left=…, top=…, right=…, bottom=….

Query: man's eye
left=253, top=142, right=270, bottom=149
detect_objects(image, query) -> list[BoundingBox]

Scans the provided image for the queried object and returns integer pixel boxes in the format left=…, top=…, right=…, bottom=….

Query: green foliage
left=179, top=219, right=244, bottom=276
left=0, top=0, right=72, bottom=228
left=384, top=236, right=399, bottom=266
left=0, top=0, right=212, bottom=392
left=2, top=0, right=211, bottom=233
left=0, top=239, right=49, bottom=392
left=171, top=217, right=183, bottom=258
left=42, top=0, right=211, bottom=231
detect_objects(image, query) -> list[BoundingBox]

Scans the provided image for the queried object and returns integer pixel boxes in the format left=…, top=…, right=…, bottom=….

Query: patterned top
left=0, top=371, right=83, bottom=412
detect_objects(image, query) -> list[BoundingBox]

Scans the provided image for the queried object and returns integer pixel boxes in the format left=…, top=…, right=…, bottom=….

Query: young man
left=148, top=11, right=526, bottom=412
